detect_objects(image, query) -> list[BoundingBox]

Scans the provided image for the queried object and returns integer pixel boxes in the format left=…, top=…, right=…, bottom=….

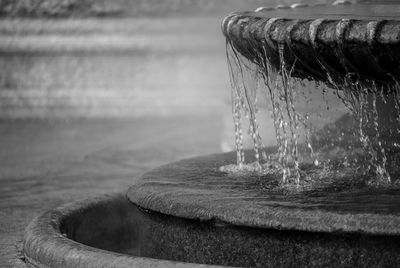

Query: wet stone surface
left=135, top=206, right=400, bottom=267
left=127, top=150, right=400, bottom=235
left=126, top=150, right=400, bottom=266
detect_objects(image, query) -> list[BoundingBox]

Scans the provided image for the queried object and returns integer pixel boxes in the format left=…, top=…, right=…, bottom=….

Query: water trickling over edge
left=222, top=38, right=400, bottom=189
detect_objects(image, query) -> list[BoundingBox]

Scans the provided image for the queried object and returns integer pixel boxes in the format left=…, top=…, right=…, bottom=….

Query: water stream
left=222, top=37, right=400, bottom=189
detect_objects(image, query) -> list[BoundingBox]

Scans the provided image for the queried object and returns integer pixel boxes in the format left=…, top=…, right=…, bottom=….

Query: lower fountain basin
left=23, top=194, right=218, bottom=268
left=24, top=152, right=400, bottom=267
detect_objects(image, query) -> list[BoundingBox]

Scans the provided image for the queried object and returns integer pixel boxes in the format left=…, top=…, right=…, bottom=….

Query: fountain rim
left=221, top=3, right=400, bottom=22
left=127, top=151, right=400, bottom=236
left=23, top=193, right=225, bottom=268
left=221, top=8, right=400, bottom=89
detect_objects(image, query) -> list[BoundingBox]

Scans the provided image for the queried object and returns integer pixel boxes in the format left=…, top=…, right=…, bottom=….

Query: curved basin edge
left=23, top=193, right=223, bottom=268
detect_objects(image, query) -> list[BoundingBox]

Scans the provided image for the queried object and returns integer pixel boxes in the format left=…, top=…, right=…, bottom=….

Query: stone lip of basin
left=127, top=151, right=400, bottom=236
left=23, top=152, right=400, bottom=268
left=221, top=3, right=400, bottom=86
left=23, top=193, right=224, bottom=268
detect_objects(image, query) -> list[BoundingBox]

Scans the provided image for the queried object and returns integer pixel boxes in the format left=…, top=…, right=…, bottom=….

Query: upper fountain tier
left=222, top=3, right=400, bottom=88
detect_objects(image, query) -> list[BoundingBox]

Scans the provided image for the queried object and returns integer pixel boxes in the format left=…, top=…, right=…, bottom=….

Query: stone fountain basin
left=24, top=151, right=400, bottom=267
left=23, top=194, right=222, bottom=268
left=222, top=3, right=400, bottom=87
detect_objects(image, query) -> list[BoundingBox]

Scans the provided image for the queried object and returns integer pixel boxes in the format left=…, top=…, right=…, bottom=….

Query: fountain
left=220, top=3, right=400, bottom=188
left=24, top=2, right=400, bottom=268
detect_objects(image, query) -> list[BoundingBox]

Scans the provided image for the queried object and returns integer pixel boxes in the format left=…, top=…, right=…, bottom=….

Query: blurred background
left=0, top=0, right=370, bottom=119
left=0, top=0, right=387, bottom=267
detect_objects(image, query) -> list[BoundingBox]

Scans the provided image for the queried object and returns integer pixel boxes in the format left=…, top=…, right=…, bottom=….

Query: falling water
left=221, top=37, right=400, bottom=188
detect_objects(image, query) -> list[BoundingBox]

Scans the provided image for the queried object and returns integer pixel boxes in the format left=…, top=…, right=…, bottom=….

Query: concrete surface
left=0, top=116, right=224, bottom=267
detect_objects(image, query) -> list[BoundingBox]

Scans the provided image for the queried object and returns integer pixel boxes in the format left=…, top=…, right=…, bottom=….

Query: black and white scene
left=1, top=0, right=400, bottom=267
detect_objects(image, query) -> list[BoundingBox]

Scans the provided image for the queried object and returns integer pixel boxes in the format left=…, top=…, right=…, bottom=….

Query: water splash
left=223, top=36, right=399, bottom=187
left=224, top=40, right=316, bottom=186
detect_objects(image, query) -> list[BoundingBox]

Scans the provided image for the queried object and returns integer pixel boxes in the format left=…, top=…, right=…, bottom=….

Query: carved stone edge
left=23, top=193, right=221, bottom=268
left=222, top=12, right=400, bottom=45
left=221, top=13, right=400, bottom=83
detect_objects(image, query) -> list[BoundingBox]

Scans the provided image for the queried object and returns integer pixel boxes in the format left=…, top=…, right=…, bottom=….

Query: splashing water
left=221, top=37, right=400, bottom=188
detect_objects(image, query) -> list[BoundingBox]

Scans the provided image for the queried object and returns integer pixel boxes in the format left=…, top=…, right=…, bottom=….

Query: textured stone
left=125, top=151, right=400, bottom=266
left=23, top=194, right=218, bottom=268
left=127, top=151, right=400, bottom=235
left=23, top=193, right=400, bottom=268
left=222, top=4, right=400, bottom=86
left=139, top=205, right=400, bottom=267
